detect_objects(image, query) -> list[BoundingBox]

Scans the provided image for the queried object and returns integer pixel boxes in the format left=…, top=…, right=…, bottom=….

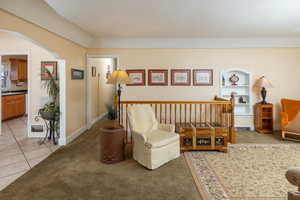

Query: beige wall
left=0, top=10, right=87, bottom=137
left=87, top=48, right=300, bottom=129
left=1, top=7, right=299, bottom=137
left=0, top=32, right=56, bottom=132
left=88, top=58, right=115, bottom=122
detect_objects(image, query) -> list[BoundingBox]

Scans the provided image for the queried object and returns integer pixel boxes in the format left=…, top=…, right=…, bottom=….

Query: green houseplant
left=105, top=103, right=121, bottom=128
left=106, top=104, right=117, bottom=120
left=39, top=68, right=59, bottom=121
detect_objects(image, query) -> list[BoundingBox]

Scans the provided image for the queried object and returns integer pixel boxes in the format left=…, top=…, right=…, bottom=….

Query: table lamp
left=254, top=76, right=273, bottom=104
left=107, top=70, right=131, bottom=122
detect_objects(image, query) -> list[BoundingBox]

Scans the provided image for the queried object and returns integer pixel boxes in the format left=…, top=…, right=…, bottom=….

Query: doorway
left=0, top=53, right=66, bottom=191
left=0, top=54, right=29, bottom=139
left=86, top=55, right=118, bottom=129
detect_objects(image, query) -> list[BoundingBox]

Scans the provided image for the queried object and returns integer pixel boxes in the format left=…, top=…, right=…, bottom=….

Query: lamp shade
left=107, top=70, right=131, bottom=84
left=254, top=76, right=273, bottom=88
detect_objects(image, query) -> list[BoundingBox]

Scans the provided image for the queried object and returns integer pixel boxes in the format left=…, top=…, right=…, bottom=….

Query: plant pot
left=40, top=110, right=56, bottom=121
left=103, top=120, right=121, bottom=129
left=99, top=120, right=124, bottom=164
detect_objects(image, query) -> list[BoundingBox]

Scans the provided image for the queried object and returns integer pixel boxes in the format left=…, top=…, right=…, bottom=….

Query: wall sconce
left=106, top=65, right=111, bottom=79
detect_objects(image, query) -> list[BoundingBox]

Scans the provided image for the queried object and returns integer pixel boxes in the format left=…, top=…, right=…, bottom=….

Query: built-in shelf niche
left=220, top=68, right=252, bottom=116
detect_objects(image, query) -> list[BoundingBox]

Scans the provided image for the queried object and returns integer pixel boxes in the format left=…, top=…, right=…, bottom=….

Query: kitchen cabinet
left=2, top=94, right=25, bottom=121
left=10, top=59, right=27, bottom=81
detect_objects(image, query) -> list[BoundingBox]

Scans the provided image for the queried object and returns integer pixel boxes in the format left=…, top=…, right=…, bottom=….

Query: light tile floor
left=0, top=117, right=59, bottom=191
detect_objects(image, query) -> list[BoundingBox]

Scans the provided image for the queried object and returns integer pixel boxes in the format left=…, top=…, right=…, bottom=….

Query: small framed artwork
left=171, top=69, right=191, bottom=86
left=71, top=69, right=84, bottom=80
left=41, top=61, right=58, bottom=80
left=148, top=69, right=168, bottom=86
left=91, top=66, right=96, bottom=77
left=126, top=69, right=146, bottom=86
left=193, top=69, right=213, bottom=86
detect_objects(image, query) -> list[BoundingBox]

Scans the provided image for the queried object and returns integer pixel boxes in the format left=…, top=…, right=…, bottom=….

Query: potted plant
left=100, top=103, right=125, bottom=163
left=105, top=104, right=119, bottom=128
left=39, top=68, right=59, bottom=121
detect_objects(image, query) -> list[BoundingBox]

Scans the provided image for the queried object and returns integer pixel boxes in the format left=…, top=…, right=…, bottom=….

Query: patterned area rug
left=184, top=144, right=300, bottom=200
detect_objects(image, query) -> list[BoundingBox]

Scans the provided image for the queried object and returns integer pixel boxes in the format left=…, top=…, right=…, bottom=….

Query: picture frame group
left=126, top=69, right=213, bottom=86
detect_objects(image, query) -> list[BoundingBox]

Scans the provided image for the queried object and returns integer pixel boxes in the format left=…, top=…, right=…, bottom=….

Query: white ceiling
left=45, top=0, right=300, bottom=39
left=1, top=0, right=94, bottom=47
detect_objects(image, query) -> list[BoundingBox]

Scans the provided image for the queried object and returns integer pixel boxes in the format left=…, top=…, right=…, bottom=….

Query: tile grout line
left=0, top=169, right=28, bottom=180
left=0, top=148, right=51, bottom=169
left=6, top=121, right=32, bottom=169
left=0, top=158, right=29, bottom=169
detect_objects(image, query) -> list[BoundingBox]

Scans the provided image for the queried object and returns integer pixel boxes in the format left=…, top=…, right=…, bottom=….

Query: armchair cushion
left=280, top=112, right=289, bottom=129
left=281, top=99, right=300, bottom=122
left=286, top=111, right=300, bottom=133
left=158, top=123, right=175, bottom=132
left=146, top=130, right=179, bottom=148
left=127, top=105, right=158, bottom=135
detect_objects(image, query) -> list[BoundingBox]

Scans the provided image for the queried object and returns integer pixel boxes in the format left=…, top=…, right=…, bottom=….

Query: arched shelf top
left=221, top=68, right=250, bottom=75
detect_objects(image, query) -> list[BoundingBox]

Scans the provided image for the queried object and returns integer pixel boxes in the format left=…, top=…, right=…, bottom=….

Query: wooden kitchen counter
left=2, top=94, right=26, bottom=121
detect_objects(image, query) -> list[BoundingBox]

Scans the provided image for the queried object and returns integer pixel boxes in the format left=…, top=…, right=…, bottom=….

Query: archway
left=0, top=29, right=66, bottom=145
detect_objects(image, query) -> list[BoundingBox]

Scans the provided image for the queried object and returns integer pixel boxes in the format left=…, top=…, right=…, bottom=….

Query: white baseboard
left=235, top=125, right=255, bottom=131
left=62, top=112, right=107, bottom=145
left=64, top=125, right=87, bottom=145
left=28, top=132, right=46, bottom=138
left=58, top=137, right=66, bottom=146
left=88, top=112, right=107, bottom=129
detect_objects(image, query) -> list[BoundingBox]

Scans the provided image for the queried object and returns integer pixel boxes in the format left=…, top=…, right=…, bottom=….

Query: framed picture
left=171, top=69, right=191, bottom=86
left=41, top=61, right=58, bottom=80
left=91, top=66, right=96, bottom=77
left=126, top=69, right=146, bottom=86
left=193, top=69, right=213, bottom=86
left=71, top=69, right=84, bottom=80
left=148, top=69, right=168, bottom=86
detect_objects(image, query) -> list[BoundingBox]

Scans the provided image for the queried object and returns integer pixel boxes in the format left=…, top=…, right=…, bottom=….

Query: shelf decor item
left=222, top=75, right=225, bottom=86
left=71, top=69, right=84, bottom=80
left=171, top=69, right=191, bottom=86
left=41, top=61, right=57, bottom=80
left=254, top=76, right=273, bottom=104
left=148, top=69, right=168, bottom=86
left=126, top=69, right=146, bottom=86
left=193, top=69, right=213, bottom=86
left=239, top=96, right=246, bottom=104
left=106, top=65, right=111, bottom=80
left=229, top=74, right=239, bottom=86
left=107, top=70, right=131, bottom=122
left=91, top=66, right=96, bottom=77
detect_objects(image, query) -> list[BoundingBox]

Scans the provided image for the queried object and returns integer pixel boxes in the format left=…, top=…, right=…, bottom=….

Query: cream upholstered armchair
left=127, top=104, right=180, bottom=170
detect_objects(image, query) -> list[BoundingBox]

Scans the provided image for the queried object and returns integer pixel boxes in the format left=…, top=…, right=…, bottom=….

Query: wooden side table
left=255, top=104, right=273, bottom=134
left=99, top=121, right=125, bottom=164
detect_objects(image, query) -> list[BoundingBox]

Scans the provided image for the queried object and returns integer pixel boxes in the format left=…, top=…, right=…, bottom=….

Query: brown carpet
left=1, top=120, right=297, bottom=200
left=0, top=120, right=201, bottom=200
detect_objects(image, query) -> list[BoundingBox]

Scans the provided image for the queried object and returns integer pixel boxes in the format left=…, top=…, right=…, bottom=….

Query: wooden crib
left=119, top=94, right=236, bottom=145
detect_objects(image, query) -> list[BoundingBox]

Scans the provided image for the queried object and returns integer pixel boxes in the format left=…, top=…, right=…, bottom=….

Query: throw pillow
left=286, top=111, right=300, bottom=133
